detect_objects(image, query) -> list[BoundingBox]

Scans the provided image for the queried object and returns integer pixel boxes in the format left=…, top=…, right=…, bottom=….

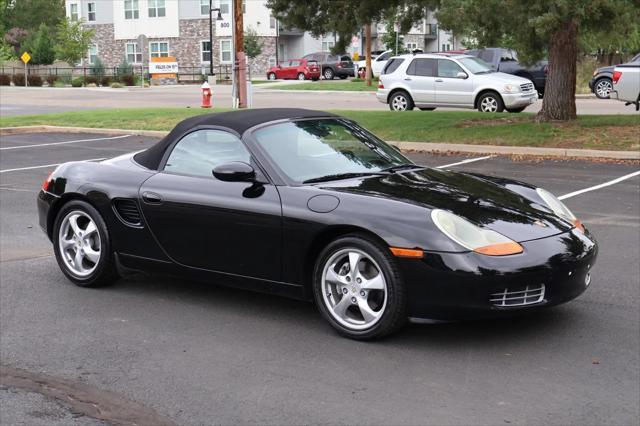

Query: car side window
left=164, top=129, right=250, bottom=178
left=500, top=50, right=516, bottom=62
left=437, top=59, right=464, bottom=78
left=289, top=60, right=300, bottom=67
left=479, top=50, right=494, bottom=63
left=377, top=52, right=391, bottom=61
left=407, top=58, right=436, bottom=76
left=382, top=58, right=405, bottom=74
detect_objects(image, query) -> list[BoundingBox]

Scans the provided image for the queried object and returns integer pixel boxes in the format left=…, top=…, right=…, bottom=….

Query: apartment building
left=65, top=1, right=461, bottom=77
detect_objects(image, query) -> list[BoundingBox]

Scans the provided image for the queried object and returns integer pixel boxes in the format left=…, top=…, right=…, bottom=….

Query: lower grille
left=520, top=82, right=535, bottom=92
left=489, top=284, right=545, bottom=307
left=113, top=199, right=142, bottom=226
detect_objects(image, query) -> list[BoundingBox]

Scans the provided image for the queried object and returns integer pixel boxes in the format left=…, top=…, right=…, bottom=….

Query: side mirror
left=212, top=161, right=256, bottom=182
left=456, top=71, right=468, bottom=79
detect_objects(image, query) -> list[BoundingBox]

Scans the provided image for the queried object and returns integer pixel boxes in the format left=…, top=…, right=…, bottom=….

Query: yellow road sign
left=20, top=52, right=31, bottom=64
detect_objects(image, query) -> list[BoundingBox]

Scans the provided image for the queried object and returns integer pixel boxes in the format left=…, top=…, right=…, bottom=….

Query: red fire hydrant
left=201, top=81, right=212, bottom=108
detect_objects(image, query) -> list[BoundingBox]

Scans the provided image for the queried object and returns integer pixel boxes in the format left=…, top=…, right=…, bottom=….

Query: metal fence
left=0, top=65, right=233, bottom=84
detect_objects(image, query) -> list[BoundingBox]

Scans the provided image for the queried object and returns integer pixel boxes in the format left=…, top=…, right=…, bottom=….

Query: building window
left=150, top=41, right=169, bottom=58
left=441, top=43, right=451, bottom=52
left=126, top=43, right=142, bottom=63
left=87, top=2, right=96, bottom=21
left=269, top=16, right=276, bottom=29
left=268, top=57, right=276, bottom=67
left=242, top=0, right=246, bottom=13
left=69, top=3, right=78, bottom=21
left=124, top=0, right=139, bottom=20
left=201, top=41, right=211, bottom=63
left=219, top=0, right=230, bottom=14
left=88, top=45, right=98, bottom=64
left=148, top=0, right=165, bottom=18
left=322, top=40, right=335, bottom=51
left=200, top=0, right=209, bottom=15
left=220, top=40, right=231, bottom=63
left=406, top=42, right=418, bottom=51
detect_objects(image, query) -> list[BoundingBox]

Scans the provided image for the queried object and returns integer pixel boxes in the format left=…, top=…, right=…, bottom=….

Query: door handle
left=142, top=191, right=163, bottom=204
left=435, top=79, right=444, bottom=82
left=404, top=78, right=412, bottom=81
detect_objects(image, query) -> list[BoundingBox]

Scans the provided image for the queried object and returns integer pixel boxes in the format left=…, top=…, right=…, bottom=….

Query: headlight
left=592, top=70, right=598, bottom=77
left=536, top=188, right=584, bottom=232
left=504, top=83, right=520, bottom=93
left=431, top=210, right=523, bottom=256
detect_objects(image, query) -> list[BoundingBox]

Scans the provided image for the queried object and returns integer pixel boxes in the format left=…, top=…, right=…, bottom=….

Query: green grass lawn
left=2, top=108, right=638, bottom=150
left=269, top=80, right=378, bottom=91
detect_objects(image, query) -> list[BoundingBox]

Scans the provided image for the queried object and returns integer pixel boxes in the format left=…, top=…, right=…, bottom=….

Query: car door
left=138, top=128, right=282, bottom=281
left=435, top=59, right=474, bottom=106
left=404, top=58, right=437, bottom=103
left=286, top=60, right=301, bottom=78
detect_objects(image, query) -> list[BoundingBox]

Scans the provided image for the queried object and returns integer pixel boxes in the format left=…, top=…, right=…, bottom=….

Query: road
left=1, top=131, right=638, bottom=425
left=1, top=84, right=636, bottom=116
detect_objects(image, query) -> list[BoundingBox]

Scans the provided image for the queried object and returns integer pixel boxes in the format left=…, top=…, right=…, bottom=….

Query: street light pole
left=234, top=0, right=247, bottom=108
left=209, top=1, right=223, bottom=77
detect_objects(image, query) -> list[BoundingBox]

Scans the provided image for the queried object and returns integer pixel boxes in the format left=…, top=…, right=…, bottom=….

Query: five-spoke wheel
left=594, top=78, right=612, bottom=99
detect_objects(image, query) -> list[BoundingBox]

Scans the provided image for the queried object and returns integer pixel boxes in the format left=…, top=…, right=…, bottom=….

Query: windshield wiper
left=303, top=172, right=386, bottom=184
left=381, top=164, right=423, bottom=173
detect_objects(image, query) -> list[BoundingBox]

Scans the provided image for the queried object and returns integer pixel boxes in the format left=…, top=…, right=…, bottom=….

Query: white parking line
left=0, top=135, right=131, bottom=151
left=435, top=155, right=494, bottom=169
left=0, top=158, right=106, bottom=173
left=558, top=170, right=640, bottom=200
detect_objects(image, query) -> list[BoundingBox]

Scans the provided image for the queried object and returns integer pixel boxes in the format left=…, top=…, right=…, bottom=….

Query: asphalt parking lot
left=1, top=132, right=639, bottom=425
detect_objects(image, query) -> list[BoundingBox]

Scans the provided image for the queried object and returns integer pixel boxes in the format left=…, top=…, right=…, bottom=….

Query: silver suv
left=377, top=53, right=538, bottom=112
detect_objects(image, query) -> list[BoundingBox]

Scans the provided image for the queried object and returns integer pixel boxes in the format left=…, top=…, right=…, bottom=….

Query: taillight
left=378, top=81, right=384, bottom=89
left=612, top=70, right=622, bottom=84
left=42, top=171, right=53, bottom=191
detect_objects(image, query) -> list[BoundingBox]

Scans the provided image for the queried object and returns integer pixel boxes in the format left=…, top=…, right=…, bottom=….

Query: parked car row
left=377, top=53, right=537, bottom=113
left=266, top=52, right=355, bottom=81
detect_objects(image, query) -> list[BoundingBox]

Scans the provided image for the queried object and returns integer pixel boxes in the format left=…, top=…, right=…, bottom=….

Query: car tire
left=477, top=91, right=504, bottom=113
left=297, top=72, right=306, bottom=81
left=323, top=68, right=334, bottom=80
left=594, top=78, right=612, bottom=99
left=268, top=73, right=277, bottom=81
left=53, top=200, right=119, bottom=288
left=506, top=107, right=526, bottom=113
left=419, top=107, right=436, bottom=111
left=389, top=91, right=414, bottom=111
left=313, top=234, right=407, bottom=340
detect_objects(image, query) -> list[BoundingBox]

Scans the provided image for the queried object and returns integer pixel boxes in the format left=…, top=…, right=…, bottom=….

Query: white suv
left=377, top=53, right=538, bottom=112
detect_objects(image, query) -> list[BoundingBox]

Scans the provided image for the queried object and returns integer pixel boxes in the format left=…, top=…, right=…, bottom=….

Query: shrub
left=100, top=75, right=112, bottom=86
left=0, top=74, right=10, bottom=85
left=27, top=75, right=43, bottom=86
left=53, top=80, right=66, bottom=88
left=12, top=73, right=25, bottom=86
left=116, top=58, right=133, bottom=77
left=119, top=73, right=135, bottom=86
left=110, top=82, right=123, bottom=88
left=84, top=75, right=98, bottom=85
left=45, top=75, right=59, bottom=86
left=90, top=57, right=105, bottom=79
left=59, top=72, right=73, bottom=84
left=71, top=77, right=84, bottom=87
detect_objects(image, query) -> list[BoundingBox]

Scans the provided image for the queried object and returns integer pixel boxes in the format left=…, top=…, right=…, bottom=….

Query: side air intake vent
left=113, top=199, right=142, bottom=226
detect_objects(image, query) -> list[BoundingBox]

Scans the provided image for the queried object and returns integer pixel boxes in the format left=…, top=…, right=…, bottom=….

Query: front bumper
left=502, top=91, right=538, bottom=108
left=400, top=228, right=598, bottom=320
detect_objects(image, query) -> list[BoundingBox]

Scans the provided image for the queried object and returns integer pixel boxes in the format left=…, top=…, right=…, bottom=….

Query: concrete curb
left=1, top=125, right=637, bottom=160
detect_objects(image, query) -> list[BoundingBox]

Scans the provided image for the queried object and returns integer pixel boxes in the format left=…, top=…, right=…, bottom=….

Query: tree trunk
left=537, top=21, right=577, bottom=122
left=365, top=23, right=372, bottom=86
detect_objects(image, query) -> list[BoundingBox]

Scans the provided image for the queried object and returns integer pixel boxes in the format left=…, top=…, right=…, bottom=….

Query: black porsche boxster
left=38, top=108, right=597, bottom=339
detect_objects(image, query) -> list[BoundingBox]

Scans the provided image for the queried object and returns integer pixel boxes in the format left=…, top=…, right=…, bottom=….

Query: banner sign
left=149, top=57, right=178, bottom=75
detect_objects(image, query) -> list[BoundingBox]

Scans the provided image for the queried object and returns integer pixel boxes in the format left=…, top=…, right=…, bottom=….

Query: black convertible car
left=38, top=109, right=597, bottom=339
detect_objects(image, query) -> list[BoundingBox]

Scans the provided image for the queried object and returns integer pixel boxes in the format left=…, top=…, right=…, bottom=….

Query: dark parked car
left=38, top=109, right=597, bottom=340
left=266, top=59, right=320, bottom=81
left=589, top=53, right=640, bottom=99
left=302, top=52, right=354, bottom=80
left=467, top=48, right=548, bottom=97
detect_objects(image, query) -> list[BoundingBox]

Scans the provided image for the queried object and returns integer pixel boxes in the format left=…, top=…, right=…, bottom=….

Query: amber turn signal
left=390, top=247, right=424, bottom=258
left=473, top=241, right=523, bottom=256
left=573, top=219, right=585, bottom=233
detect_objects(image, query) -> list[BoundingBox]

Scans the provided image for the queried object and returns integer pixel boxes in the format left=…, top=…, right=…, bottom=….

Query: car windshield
left=253, top=119, right=412, bottom=184
left=458, top=56, right=494, bottom=74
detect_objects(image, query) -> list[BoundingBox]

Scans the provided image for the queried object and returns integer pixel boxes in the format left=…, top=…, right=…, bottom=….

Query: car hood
left=474, top=72, right=532, bottom=85
left=318, top=168, right=573, bottom=243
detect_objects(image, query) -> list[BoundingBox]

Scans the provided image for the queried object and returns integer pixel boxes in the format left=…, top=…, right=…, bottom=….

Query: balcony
left=278, top=25, right=304, bottom=36
left=425, top=24, right=437, bottom=38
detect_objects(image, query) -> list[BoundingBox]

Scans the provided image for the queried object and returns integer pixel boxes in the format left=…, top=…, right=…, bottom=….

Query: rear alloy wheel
left=323, top=68, right=335, bottom=80
left=297, top=72, right=306, bottom=80
left=594, top=78, right=612, bottom=99
left=268, top=73, right=277, bottom=80
left=477, top=92, right=504, bottom=113
left=53, top=200, right=119, bottom=288
left=313, top=235, right=406, bottom=340
left=389, top=91, right=414, bottom=111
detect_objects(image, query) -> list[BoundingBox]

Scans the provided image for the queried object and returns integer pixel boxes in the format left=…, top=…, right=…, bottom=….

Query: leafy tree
left=380, top=17, right=409, bottom=54
left=244, top=27, right=263, bottom=59
left=436, top=0, right=640, bottom=121
left=1, top=0, right=65, bottom=34
left=4, top=27, right=29, bottom=56
left=0, top=39, right=14, bottom=63
left=54, top=18, right=95, bottom=65
left=26, top=24, right=56, bottom=65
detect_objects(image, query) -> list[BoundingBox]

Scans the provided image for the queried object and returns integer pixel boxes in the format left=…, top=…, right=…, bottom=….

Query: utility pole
left=365, top=23, right=372, bottom=87
left=234, top=0, right=247, bottom=108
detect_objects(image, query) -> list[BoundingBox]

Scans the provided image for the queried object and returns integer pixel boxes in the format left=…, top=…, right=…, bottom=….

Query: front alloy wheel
left=389, top=92, right=414, bottom=111
left=323, top=68, right=334, bottom=80
left=594, top=78, right=612, bottom=99
left=297, top=72, right=306, bottom=80
left=313, top=235, right=406, bottom=340
left=477, top=92, right=504, bottom=112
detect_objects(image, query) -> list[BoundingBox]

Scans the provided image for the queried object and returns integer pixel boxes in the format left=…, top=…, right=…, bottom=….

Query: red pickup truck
left=267, top=59, right=321, bottom=81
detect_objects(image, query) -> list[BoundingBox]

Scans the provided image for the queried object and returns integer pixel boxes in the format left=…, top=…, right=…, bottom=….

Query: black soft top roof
left=134, top=108, right=338, bottom=170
